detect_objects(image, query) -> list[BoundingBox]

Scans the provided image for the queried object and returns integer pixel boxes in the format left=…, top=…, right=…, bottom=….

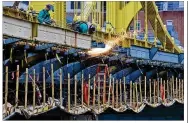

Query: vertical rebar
left=98, top=75, right=100, bottom=110
left=182, top=79, right=184, bottom=100
left=160, top=78, right=162, bottom=100
left=51, top=64, right=54, bottom=103
left=43, top=67, right=46, bottom=106
left=130, top=81, right=132, bottom=106
left=116, top=80, right=118, bottom=108
left=119, top=79, right=122, bottom=106
left=153, top=80, right=155, bottom=104
left=139, top=77, right=142, bottom=103
left=167, top=79, right=169, bottom=99
left=124, top=77, right=126, bottom=105
left=60, top=69, right=62, bottom=106
left=15, top=65, right=19, bottom=107
left=135, top=82, right=138, bottom=108
left=172, top=76, right=174, bottom=99
left=93, top=77, right=96, bottom=109
left=88, top=74, right=91, bottom=107
left=179, top=78, right=180, bottom=99
left=112, top=78, right=115, bottom=107
left=163, top=80, right=165, bottom=102
left=103, top=74, right=106, bottom=105
left=33, top=69, right=36, bottom=112
left=170, top=77, right=172, bottom=99
left=133, top=82, right=135, bottom=105
left=25, top=68, right=28, bottom=109
left=108, top=74, right=112, bottom=105
left=149, top=79, right=151, bottom=103
left=157, top=78, right=159, bottom=102
left=74, top=75, right=77, bottom=107
left=68, top=73, right=70, bottom=112
left=81, top=72, right=84, bottom=107
left=176, top=77, right=178, bottom=98
left=5, top=66, right=8, bottom=113
left=144, top=76, right=146, bottom=100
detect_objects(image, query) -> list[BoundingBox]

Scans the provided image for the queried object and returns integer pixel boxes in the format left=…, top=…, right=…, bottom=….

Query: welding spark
left=87, top=35, right=125, bottom=57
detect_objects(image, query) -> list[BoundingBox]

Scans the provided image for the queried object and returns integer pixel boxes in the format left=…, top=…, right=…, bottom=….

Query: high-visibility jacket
left=38, top=9, right=51, bottom=24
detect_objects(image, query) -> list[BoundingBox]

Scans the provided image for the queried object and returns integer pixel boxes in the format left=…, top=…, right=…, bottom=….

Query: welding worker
left=38, top=4, right=55, bottom=25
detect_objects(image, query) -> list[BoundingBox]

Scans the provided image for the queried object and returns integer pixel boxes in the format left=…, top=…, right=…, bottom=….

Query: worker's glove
left=51, top=19, right=55, bottom=23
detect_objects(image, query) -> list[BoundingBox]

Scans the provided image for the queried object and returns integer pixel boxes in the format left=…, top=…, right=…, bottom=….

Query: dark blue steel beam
left=91, top=41, right=105, bottom=48
left=178, top=53, right=184, bottom=64
left=146, top=69, right=157, bottom=80
left=124, top=45, right=183, bottom=64
left=19, top=57, right=63, bottom=83
left=3, top=38, right=20, bottom=44
left=35, top=44, right=55, bottom=51
left=149, top=47, right=158, bottom=60
left=46, top=61, right=85, bottom=84
left=129, top=46, right=150, bottom=59
left=75, top=64, right=98, bottom=83
left=125, top=69, right=146, bottom=84
left=112, top=67, right=134, bottom=80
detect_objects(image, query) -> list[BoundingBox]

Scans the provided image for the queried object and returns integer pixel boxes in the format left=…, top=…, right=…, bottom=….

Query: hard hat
left=46, top=4, right=54, bottom=12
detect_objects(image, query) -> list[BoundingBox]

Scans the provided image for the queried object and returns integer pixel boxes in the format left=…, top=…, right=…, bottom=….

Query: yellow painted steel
left=106, top=1, right=142, bottom=33
left=29, top=1, right=66, bottom=28
left=140, top=1, right=181, bottom=53
left=29, top=1, right=55, bottom=18
left=3, top=1, right=182, bottom=53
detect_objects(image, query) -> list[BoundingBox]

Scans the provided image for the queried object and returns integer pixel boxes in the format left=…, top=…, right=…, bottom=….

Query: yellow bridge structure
left=2, top=1, right=184, bottom=120
left=3, top=1, right=182, bottom=53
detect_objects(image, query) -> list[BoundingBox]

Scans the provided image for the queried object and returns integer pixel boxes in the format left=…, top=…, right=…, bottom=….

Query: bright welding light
left=87, top=38, right=121, bottom=57
left=87, top=32, right=127, bottom=57
left=87, top=44, right=112, bottom=57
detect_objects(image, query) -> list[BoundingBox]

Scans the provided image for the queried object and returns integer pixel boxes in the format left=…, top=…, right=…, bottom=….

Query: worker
left=38, top=4, right=55, bottom=25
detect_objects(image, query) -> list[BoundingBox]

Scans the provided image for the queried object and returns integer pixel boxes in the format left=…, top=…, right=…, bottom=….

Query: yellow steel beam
left=140, top=1, right=181, bottom=53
